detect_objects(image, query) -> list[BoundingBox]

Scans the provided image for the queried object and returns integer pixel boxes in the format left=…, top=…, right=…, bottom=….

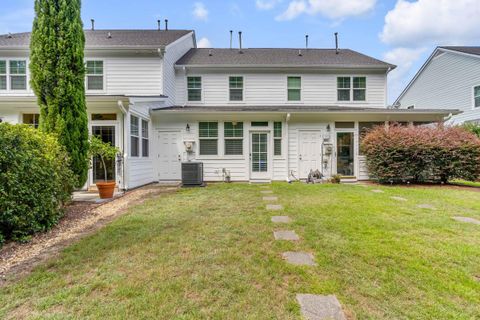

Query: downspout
left=285, top=113, right=291, bottom=181
left=118, top=100, right=128, bottom=191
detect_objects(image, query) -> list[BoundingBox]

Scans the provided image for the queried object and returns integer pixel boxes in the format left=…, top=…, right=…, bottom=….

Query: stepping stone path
left=371, top=189, right=384, bottom=193
left=263, top=196, right=278, bottom=201
left=261, top=190, right=274, bottom=194
left=296, top=294, right=346, bottom=320
left=391, top=196, right=407, bottom=201
left=452, top=216, right=480, bottom=225
left=417, top=204, right=436, bottom=210
left=271, top=216, right=292, bottom=223
left=274, top=230, right=300, bottom=241
left=267, top=204, right=283, bottom=211
left=282, top=252, right=317, bottom=266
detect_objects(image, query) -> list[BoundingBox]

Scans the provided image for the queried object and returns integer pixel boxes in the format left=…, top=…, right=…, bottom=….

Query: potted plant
left=89, top=136, right=120, bottom=199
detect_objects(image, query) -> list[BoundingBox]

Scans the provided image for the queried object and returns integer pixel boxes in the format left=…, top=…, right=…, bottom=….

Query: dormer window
left=86, top=60, right=104, bottom=91
left=9, top=60, right=27, bottom=90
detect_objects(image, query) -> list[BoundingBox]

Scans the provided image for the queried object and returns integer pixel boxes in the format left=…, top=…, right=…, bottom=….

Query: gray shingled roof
left=153, top=105, right=458, bottom=114
left=440, top=46, right=480, bottom=56
left=176, top=48, right=395, bottom=69
left=0, top=30, right=193, bottom=49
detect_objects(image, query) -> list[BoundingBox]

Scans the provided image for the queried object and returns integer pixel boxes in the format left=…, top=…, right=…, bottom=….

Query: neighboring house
left=0, top=28, right=456, bottom=188
left=395, top=46, right=480, bottom=124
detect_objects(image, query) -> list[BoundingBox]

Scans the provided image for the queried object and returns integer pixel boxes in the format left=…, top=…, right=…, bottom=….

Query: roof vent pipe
left=165, top=19, right=168, bottom=31
left=305, top=34, right=309, bottom=49
left=230, top=30, right=233, bottom=49
left=157, top=19, right=161, bottom=30
left=238, top=31, right=243, bottom=54
left=91, top=19, right=95, bottom=31
left=334, top=32, right=339, bottom=54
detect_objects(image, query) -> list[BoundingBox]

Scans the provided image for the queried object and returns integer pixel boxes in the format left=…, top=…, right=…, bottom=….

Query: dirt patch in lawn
left=0, top=184, right=177, bottom=285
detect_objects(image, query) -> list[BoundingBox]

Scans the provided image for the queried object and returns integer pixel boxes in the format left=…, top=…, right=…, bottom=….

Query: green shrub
left=0, top=123, right=75, bottom=243
left=462, top=122, right=480, bottom=138
left=362, top=124, right=480, bottom=184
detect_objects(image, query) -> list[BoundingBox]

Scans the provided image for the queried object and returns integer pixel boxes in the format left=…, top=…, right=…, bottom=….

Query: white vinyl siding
left=399, top=51, right=480, bottom=124
left=175, top=72, right=385, bottom=107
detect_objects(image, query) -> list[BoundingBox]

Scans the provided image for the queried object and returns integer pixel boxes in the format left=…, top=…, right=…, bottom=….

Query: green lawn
left=450, top=179, right=480, bottom=188
left=1, top=183, right=480, bottom=319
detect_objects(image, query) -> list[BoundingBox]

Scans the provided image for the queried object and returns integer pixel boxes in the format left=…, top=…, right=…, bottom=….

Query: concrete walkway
left=296, top=294, right=346, bottom=320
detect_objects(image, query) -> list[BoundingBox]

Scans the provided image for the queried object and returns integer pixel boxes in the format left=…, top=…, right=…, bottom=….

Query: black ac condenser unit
left=182, top=162, right=204, bottom=186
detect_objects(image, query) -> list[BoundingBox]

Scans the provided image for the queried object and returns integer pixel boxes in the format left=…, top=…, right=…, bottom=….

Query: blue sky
left=2, top=0, right=479, bottom=103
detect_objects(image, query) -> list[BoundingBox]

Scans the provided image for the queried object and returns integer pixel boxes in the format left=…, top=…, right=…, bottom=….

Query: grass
left=1, top=183, right=480, bottom=319
left=449, top=179, right=480, bottom=188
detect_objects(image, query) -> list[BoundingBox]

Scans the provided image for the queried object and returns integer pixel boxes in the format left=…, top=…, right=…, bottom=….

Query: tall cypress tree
left=30, top=0, right=89, bottom=187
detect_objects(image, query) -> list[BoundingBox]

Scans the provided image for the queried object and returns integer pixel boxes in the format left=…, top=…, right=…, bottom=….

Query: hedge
left=361, top=124, right=480, bottom=184
left=0, top=123, right=75, bottom=243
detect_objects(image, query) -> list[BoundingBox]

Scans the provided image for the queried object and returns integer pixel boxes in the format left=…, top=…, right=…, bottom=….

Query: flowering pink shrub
left=361, top=124, right=480, bottom=184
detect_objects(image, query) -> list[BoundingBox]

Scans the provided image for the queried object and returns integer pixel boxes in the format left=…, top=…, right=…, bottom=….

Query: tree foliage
left=0, top=123, right=75, bottom=243
left=362, top=124, right=480, bottom=184
left=88, top=136, right=120, bottom=182
left=30, top=0, right=89, bottom=187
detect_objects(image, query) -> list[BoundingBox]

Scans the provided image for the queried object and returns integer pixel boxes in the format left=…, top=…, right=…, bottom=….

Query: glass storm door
left=336, top=132, right=354, bottom=176
left=92, top=125, right=116, bottom=183
left=250, top=132, right=269, bottom=179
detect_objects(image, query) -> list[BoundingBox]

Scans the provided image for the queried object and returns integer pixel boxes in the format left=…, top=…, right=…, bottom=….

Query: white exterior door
left=250, top=132, right=270, bottom=180
left=157, top=131, right=181, bottom=180
left=298, top=130, right=322, bottom=179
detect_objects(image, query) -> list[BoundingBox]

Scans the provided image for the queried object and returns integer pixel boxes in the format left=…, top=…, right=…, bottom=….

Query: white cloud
left=197, top=37, right=212, bottom=48
left=256, top=0, right=282, bottom=10
left=276, top=0, right=376, bottom=21
left=381, top=0, right=480, bottom=47
left=0, top=7, right=34, bottom=34
left=383, top=47, right=427, bottom=103
left=192, top=2, right=209, bottom=21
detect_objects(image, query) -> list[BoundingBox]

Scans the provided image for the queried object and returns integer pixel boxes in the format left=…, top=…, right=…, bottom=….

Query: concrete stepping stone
left=271, top=216, right=292, bottom=223
left=267, top=204, right=283, bottom=210
left=371, top=189, right=384, bottom=193
left=296, top=294, right=346, bottom=320
left=452, top=216, right=480, bottom=225
left=391, top=196, right=407, bottom=201
left=282, top=252, right=317, bottom=266
left=417, top=204, right=436, bottom=210
left=261, top=190, right=274, bottom=194
left=263, top=196, right=278, bottom=201
left=273, top=230, right=300, bottom=241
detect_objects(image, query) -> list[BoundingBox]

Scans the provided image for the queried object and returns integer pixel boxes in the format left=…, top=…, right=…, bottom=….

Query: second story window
left=86, top=60, right=104, bottom=91
left=0, top=60, right=6, bottom=90
left=229, top=76, right=243, bottom=101
left=10, top=60, right=27, bottom=90
left=187, top=76, right=202, bottom=101
left=474, top=85, right=480, bottom=108
left=287, top=76, right=301, bottom=101
left=338, top=77, right=367, bottom=101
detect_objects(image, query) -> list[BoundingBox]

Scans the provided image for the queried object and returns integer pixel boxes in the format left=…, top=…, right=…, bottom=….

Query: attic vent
left=298, top=49, right=302, bottom=56
left=107, top=32, right=112, bottom=39
left=208, top=49, right=213, bottom=56
left=7, top=33, right=12, bottom=39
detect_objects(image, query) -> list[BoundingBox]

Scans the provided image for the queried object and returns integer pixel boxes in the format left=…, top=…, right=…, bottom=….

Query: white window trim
left=85, top=59, right=106, bottom=94
left=186, top=76, right=203, bottom=104
left=336, top=76, right=368, bottom=103
left=0, top=58, right=29, bottom=92
left=228, top=75, right=245, bottom=103
left=286, top=75, right=302, bottom=103
left=473, top=85, right=480, bottom=109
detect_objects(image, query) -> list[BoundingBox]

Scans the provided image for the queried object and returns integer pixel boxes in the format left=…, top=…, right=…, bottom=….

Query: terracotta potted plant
left=89, top=136, right=120, bottom=199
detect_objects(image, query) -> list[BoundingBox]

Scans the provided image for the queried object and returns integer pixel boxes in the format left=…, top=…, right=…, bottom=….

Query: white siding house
left=395, top=47, right=480, bottom=124
left=0, top=29, right=457, bottom=187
